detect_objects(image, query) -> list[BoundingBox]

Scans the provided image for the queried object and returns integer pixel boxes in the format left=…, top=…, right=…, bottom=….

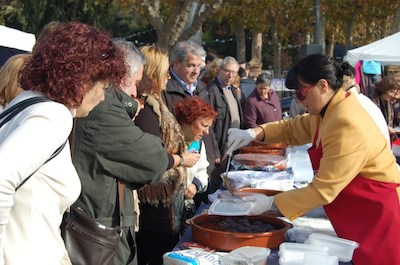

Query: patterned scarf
left=137, top=94, right=187, bottom=207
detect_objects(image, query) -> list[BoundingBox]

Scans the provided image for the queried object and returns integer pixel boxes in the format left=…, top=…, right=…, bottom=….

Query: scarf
left=137, top=94, right=187, bottom=207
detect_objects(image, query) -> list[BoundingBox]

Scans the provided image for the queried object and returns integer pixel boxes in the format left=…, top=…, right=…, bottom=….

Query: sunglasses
left=294, top=84, right=315, bottom=101
left=99, top=42, right=115, bottom=61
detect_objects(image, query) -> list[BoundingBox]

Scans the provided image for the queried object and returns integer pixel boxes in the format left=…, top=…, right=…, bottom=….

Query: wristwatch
left=178, top=154, right=184, bottom=166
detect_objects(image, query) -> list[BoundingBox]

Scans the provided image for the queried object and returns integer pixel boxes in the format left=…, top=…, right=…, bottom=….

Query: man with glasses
left=207, top=56, right=243, bottom=192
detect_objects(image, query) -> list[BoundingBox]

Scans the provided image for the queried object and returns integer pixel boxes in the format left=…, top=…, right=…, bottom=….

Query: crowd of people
left=0, top=21, right=399, bottom=265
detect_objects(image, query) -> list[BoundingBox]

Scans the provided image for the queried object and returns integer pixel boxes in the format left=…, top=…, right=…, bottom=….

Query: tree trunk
left=251, top=32, right=262, bottom=61
left=142, top=0, right=223, bottom=52
left=235, top=24, right=246, bottom=63
left=319, top=10, right=326, bottom=54
left=156, top=26, right=171, bottom=51
left=344, top=16, right=355, bottom=45
left=271, top=23, right=281, bottom=78
left=391, top=0, right=400, bottom=34
left=326, top=32, right=334, bottom=57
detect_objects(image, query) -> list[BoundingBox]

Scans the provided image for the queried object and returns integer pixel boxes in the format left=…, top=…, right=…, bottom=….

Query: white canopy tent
left=0, top=25, right=36, bottom=52
left=0, top=25, right=36, bottom=67
left=345, top=32, right=400, bottom=66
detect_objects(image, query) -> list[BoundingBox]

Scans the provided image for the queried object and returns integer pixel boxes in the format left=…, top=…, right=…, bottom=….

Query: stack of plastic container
left=278, top=233, right=359, bottom=265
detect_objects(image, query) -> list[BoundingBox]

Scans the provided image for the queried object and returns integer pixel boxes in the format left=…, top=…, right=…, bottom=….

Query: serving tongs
left=223, top=154, right=235, bottom=195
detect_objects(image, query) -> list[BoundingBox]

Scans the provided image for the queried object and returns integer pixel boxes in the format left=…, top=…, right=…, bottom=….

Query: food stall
left=168, top=143, right=356, bottom=265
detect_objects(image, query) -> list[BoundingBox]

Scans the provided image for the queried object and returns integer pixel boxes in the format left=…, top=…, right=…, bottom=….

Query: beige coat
left=260, top=89, right=400, bottom=220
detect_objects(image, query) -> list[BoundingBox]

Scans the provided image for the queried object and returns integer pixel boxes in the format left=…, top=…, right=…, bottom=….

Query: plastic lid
left=208, top=195, right=255, bottom=216
left=307, top=233, right=359, bottom=262
left=208, top=192, right=272, bottom=216
left=308, top=233, right=359, bottom=248
left=230, top=246, right=271, bottom=261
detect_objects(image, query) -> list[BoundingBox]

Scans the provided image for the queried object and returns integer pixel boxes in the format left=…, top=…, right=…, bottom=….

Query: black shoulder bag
left=0, top=97, right=66, bottom=191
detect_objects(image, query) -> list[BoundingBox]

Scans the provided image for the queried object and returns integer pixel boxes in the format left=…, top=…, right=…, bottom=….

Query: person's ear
left=317, top=79, right=329, bottom=93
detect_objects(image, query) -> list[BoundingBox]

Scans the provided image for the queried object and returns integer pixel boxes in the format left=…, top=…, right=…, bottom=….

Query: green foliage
left=1, top=0, right=399, bottom=70
left=1, top=0, right=114, bottom=35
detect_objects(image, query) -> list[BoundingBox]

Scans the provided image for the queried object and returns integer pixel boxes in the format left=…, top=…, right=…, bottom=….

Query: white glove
left=226, top=128, right=256, bottom=155
left=249, top=194, right=275, bottom=215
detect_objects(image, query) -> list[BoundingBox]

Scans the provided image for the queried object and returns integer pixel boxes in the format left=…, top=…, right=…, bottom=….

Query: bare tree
left=140, top=0, right=223, bottom=51
left=392, top=0, right=400, bottom=34
left=235, top=24, right=246, bottom=63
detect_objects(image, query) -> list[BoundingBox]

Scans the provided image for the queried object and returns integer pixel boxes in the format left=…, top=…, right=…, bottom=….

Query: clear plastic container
left=307, top=233, right=359, bottom=262
left=228, top=246, right=271, bottom=265
left=278, top=242, right=330, bottom=265
left=303, top=253, right=338, bottom=265
left=207, top=195, right=254, bottom=216
left=208, top=192, right=272, bottom=216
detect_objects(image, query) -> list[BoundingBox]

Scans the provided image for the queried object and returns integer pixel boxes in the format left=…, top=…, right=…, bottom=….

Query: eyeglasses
left=294, top=84, right=315, bottom=101
left=99, top=42, right=115, bottom=61
left=222, top=67, right=238, bottom=76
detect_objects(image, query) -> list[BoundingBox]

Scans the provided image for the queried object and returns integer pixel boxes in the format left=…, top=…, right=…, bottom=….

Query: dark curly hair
left=20, top=22, right=126, bottom=108
left=174, top=96, right=218, bottom=125
left=375, top=75, right=400, bottom=96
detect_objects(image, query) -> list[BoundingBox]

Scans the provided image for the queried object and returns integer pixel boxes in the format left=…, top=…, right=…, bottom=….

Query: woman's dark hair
left=341, top=61, right=356, bottom=78
left=256, top=73, right=271, bottom=86
left=20, top=22, right=126, bottom=108
left=285, top=54, right=343, bottom=91
left=238, top=67, right=247, bottom=78
left=375, top=75, right=400, bottom=95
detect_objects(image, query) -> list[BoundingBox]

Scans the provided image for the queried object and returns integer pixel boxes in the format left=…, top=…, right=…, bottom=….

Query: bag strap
left=0, top=97, right=67, bottom=191
left=15, top=141, right=67, bottom=191
left=69, top=120, right=126, bottom=229
left=0, top=97, right=50, bottom=127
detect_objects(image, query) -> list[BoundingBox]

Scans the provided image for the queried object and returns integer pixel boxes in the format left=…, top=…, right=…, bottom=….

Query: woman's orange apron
left=307, top=128, right=400, bottom=265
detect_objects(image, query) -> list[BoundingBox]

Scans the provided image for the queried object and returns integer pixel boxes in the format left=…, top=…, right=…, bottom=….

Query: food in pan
left=198, top=216, right=278, bottom=233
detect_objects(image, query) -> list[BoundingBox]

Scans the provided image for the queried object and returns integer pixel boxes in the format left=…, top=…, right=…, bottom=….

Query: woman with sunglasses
left=226, top=54, right=400, bottom=265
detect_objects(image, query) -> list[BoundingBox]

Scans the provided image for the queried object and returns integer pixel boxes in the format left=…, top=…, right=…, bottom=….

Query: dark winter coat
left=207, top=78, right=244, bottom=155
left=72, top=88, right=169, bottom=265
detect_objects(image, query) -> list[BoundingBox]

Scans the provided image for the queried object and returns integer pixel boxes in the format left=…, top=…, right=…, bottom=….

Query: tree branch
left=180, top=0, right=222, bottom=41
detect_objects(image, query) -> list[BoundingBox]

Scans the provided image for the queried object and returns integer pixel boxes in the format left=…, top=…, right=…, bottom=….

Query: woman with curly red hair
left=0, top=22, right=126, bottom=264
left=175, top=96, right=217, bottom=219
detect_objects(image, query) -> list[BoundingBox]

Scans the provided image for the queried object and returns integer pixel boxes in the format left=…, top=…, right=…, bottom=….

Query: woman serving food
left=226, top=54, right=400, bottom=265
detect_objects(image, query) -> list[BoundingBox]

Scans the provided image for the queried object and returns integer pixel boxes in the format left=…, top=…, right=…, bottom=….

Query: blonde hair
left=139, top=45, right=169, bottom=96
left=249, top=58, right=263, bottom=79
left=200, top=58, right=222, bottom=86
left=0, top=54, right=30, bottom=107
